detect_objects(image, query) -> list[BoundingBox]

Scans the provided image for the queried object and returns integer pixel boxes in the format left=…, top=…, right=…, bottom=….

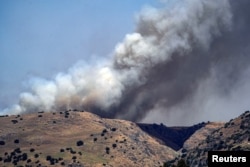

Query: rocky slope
left=183, top=122, right=224, bottom=151
left=166, top=110, right=250, bottom=167
left=0, top=110, right=177, bottom=167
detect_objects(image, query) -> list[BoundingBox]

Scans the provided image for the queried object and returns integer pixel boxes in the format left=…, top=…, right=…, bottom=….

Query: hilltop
left=0, top=110, right=177, bottom=167
left=165, top=110, right=250, bottom=167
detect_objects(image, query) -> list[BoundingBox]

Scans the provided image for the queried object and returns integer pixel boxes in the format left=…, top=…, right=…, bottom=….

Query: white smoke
left=4, top=61, right=124, bottom=114
left=3, top=0, right=250, bottom=125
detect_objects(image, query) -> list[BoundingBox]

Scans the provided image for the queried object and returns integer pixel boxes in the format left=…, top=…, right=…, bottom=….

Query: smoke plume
left=3, top=0, right=250, bottom=125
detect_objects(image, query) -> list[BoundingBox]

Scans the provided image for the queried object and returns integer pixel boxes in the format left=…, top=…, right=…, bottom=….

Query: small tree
left=0, top=141, right=5, bottom=145
left=76, top=140, right=84, bottom=146
left=163, top=161, right=171, bottom=167
left=14, top=139, right=19, bottom=144
left=105, top=147, right=110, bottom=154
left=177, top=159, right=189, bottom=167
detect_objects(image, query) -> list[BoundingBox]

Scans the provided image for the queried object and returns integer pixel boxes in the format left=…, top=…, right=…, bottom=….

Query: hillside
left=1, top=110, right=249, bottom=167
left=0, top=110, right=177, bottom=167
left=165, top=110, right=250, bottom=167
left=183, top=122, right=224, bottom=151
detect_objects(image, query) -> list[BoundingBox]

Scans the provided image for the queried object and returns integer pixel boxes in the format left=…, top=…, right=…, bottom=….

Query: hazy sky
left=0, top=0, right=160, bottom=111
left=2, top=0, right=249, bottom=126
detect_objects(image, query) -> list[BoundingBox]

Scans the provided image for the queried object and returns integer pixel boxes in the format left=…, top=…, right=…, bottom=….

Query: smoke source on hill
left=3, top=0, right=250, bottom=125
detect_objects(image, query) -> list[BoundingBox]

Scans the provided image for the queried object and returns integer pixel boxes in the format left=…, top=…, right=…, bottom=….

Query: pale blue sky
left=0, top=0, right=160, bottom=110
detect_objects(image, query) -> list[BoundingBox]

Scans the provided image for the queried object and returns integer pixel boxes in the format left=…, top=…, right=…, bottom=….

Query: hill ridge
left=0, top=110, right=177, bottom=167
left=165, top=110, right=250, bottom=167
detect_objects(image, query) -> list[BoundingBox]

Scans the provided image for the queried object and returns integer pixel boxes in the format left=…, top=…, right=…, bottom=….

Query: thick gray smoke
left=3, top=0, right=250, bottom=125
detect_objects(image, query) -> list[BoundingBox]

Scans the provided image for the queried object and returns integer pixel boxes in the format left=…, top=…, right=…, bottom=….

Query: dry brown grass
left=0, top=111, right=177, bottom=167
left=183, top=122, right=224, bottom=150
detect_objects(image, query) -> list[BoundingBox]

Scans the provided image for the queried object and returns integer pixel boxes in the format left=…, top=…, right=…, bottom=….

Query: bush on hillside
left=76, top=140, right=84, bottom=146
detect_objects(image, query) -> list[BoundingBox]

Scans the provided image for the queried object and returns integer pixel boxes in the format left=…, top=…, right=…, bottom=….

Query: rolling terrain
left=0, top=110, right=177, bottom=167
left=165, top=110, right=250, bottom=167
left=0, top=110, right=249, bottom=167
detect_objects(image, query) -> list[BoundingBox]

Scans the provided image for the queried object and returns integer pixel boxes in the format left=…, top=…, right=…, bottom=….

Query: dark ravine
left=137, top=122, right=206, bottom=151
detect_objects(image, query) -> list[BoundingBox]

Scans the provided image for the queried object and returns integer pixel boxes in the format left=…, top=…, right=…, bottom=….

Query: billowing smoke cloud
left=3, top=0, right=250, bottom=125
